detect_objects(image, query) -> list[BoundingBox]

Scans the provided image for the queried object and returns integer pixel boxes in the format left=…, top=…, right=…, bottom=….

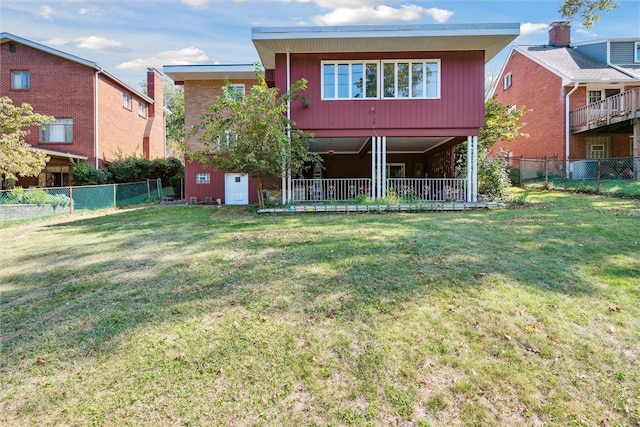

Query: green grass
left=1, top=190, right=639, bottom=426
left=524, top=177, right=640, bottom=197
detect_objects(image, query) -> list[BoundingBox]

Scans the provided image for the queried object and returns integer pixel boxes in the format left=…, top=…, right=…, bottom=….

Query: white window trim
left=40, top=119, right=73, bottom=143
left=635, top=41, right=640, bottom=63
left=196, top=173, right=210, bottom=184
left=321, top=61, right=378, bottom=100
left=320, top=59, right=440, bottom=100
left=138, top=102, right=147, bottom=117
left=503, top=72, right=512, bottom=90
left=122, top=92, right=132, bottom=109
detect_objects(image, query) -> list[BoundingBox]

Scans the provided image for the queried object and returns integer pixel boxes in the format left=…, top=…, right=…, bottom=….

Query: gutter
left=565, top=81, right=580, bottom=174
left=94, top=67, right=104, bottom=168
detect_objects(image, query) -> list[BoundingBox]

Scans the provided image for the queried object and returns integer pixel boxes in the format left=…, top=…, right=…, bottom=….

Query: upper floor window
left=138, top=102, right=147, bottom=117
left=321, top=60, right=439, bottom=100
left=228, top=84, right=245, bottom=97
left=382, top=60, right=439, bottom=99
left=122, top=92, right=132, bottom=109
left=503, top=72, right=512, bottom=90
left=11, top=70, right=30, bottom=89
left=40, top=119, right=73, bottom=143
left=322, top=62, right=378, bottom=99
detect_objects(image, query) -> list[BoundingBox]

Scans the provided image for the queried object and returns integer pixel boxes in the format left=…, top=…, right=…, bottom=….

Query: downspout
left=94, top=67, right=104, bottom=169
left=565, top=81, right=580, bottom=174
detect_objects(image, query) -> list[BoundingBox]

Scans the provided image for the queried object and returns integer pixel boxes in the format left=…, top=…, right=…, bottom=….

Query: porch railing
left=291, top=178, right=467, bottom=203
left=570, top=88, right=640, bottom=132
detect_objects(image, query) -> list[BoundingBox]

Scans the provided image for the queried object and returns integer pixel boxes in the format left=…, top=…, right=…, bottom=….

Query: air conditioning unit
left=189, top=197, right=198, bottom=205
left=204, top=196, right=213, bottom=204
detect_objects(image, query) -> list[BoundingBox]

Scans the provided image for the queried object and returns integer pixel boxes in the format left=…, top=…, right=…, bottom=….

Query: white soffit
left=252, top=23, right=520, bottom=68
left=163, top=64, right=258, bottom=82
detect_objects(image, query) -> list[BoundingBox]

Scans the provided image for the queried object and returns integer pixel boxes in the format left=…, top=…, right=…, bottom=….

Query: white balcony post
left=466, top=136, right=472, bottom=202
left=371, top=135, right=377, bottom=200
left=381, top=136, right=387, bottom=199
left=472, top=135, right=478, bottom=202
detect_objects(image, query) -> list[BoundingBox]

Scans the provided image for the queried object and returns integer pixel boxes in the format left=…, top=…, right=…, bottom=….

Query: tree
left=559, top=0, right=619, bottom=28
left=165, top=83, right=185, bottom=158
left=192, top=69, right=322, bottom=207
left=0, top=97, right=54, bottom=188
left=456, top=96, right=529, bottom=199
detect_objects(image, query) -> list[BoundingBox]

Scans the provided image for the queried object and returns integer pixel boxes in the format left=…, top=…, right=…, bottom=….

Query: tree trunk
left=255, top=175, right=264, bottom=208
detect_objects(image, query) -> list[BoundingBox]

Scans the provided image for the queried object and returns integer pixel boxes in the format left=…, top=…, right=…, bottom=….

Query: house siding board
left=576, top=42, right=607, bottom=63
left=280, top=51, right=484, bottom=137
left=492, top=50, right=568, bottom=160
left=185, top=158, right=259, bottom=204
left=610, top=41, right=636, bottom=65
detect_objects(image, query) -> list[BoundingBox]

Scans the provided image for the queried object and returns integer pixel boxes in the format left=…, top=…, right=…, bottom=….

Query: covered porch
left=281, top=135, right=480, bottom=204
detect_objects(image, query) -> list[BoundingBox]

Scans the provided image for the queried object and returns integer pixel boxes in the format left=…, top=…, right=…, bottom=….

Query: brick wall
left=1, top=40, right=165, bottom=170
left=1, top=41, right=96, bottom=162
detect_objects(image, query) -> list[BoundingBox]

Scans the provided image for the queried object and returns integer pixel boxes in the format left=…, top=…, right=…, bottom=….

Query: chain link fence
left=1, top=179, right=162, bottom=222
left=511, top=157, right=640, bottom=197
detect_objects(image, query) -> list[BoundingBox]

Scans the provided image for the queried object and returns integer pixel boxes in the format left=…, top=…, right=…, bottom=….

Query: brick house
left=490, top=22, right=640, bottom=176
left=165, top=23, right=519, bottom=205
left=1, top=33, right=165, bottom=188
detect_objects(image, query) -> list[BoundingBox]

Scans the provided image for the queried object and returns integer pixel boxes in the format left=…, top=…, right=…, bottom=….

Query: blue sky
left=2, top=0, right=639, bottom=87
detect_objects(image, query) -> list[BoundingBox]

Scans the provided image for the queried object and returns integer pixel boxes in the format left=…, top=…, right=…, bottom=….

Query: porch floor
left=257, top=202, right=504, bottom=214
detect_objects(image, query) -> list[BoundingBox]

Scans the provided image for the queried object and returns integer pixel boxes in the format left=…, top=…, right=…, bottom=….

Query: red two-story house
left=1, top=33, right=166, bottom=188
left=490, top=22, right=640, bottom=179
left=165, top=23, right=519, bottom=205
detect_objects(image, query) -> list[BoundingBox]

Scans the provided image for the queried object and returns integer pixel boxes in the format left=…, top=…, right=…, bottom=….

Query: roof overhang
left=163, top=64, right=259, bottom=83
left=252, top=23, right=520, bottom=68
left=311, top=136, right=454, bottom=154
left=34, top=147, right=88, bottom=161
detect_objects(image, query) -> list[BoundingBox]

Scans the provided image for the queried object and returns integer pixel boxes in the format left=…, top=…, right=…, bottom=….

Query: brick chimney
left=146, top=68, right=163, bottom=117
left=549, top=21, right=571, bottom=47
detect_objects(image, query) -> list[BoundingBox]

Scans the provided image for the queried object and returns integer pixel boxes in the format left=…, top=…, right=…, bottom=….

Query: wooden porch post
left=371, top=135, right=377, bottom=200
left=466, top=136, right=472, bottom=202
left=381, top=136, right=387, bottom=199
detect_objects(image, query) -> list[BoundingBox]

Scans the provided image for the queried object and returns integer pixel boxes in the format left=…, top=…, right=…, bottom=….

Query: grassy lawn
left=1, top=190, right=639, bottom=426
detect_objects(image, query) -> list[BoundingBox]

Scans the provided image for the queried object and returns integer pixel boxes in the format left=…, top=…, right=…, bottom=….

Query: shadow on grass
left=2, top=196, right=639, bottom=366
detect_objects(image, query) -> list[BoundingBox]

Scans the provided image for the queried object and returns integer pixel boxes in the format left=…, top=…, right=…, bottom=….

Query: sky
left=1, top=0, right=639, bottom=88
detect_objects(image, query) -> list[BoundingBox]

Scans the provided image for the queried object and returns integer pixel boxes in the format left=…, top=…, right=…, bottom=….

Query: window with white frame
left=382, top=60, right=439, bottom=99
left=11, top=70, right=30, bottom=89
left=196, top=173, right=210, bottom=184
left=587, top=89, right=603, bottom=104
left=321, top=60, right=439, bottom=100
left=322, top=62, right=378, bottom=99
left=138, top=102, right=147, bottom=117
left=503, top=72, right=512, bottom=90
left=40, top=119, right=73, bottom=143
left=122, top=92, right=132, bottom=109
left=585, top=136, right=611, bottom=159
left=635, top=41, right=640, bottom=63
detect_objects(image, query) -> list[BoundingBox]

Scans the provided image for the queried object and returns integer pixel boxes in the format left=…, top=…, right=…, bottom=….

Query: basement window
left=196, top=173, right=210, bottom=184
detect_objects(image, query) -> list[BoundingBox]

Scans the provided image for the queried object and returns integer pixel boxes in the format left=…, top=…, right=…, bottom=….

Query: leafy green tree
left=456, top=96, right=529, bottom=199
left=559, top=0, right=619, bottom=28
left=192, top=69, right=322, bottom=207
left=0, top=97, right=54, bottom=188
left=165, top=83, right=185, bottom=158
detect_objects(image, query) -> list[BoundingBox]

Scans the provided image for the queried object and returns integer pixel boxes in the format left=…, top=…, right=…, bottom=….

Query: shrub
left=478, top=155, right=511, bottom=199
left=72, top=161, right=110, bottom=185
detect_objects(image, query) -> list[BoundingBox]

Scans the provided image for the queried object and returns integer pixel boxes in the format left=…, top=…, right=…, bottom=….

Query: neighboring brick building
left=490, top=22, right=640, bottom=173
left=0, top=33, right=165, bottom=187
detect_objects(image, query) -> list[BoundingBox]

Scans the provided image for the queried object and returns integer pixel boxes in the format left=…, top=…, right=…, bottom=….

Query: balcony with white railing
left=570, top=87, right=640, bottom=133
left=291, top=178, right=467, bottom=203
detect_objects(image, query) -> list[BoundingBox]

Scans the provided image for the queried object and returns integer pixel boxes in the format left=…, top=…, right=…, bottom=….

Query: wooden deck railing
left=570, top=87, right=640, bottom=133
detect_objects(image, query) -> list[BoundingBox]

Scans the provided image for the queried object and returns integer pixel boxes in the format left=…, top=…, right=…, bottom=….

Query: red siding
left=185, top=157, right=260, bottom=204
left=276, top=51, right=485, bottom=137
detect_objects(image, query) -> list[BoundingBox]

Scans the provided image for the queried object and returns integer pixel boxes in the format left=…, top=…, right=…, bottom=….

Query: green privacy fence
left=1, top=180, right=162, bottom=221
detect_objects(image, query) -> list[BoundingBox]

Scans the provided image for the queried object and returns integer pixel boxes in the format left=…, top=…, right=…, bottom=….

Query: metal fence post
left=596, top=160, right=601, bottom=194
left=113, top=184, right=117, bottom=208
left=69, top=187, right=74, bottom=213
left=544, top=156, right=548, bottom=189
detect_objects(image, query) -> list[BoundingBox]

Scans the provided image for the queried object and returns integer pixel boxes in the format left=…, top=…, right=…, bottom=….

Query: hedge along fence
left=0, top=179, right=162, bottom=222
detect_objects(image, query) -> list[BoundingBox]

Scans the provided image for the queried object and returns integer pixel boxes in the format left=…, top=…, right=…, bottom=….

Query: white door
left=224, top=173, right=249, bottom=205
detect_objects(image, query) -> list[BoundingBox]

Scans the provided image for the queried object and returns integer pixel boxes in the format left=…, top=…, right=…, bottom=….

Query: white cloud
left=79, top=8, right=90, bottom=15
left=181, top=0, right=209, bottom=7
left=37, top=5, right=56, bottom=20
left=314, top=5, right=449, bottom=25
left=576, top=27, right=600, bottom=38
left=75, top=36, right=128, bottom=52
left=44, top=37, right=71, bottom=46
left=520, top=22, right=549, bottom=37
left=424, top=8, right=453, bottom=24
left=117, top=47, right=213, bottom=71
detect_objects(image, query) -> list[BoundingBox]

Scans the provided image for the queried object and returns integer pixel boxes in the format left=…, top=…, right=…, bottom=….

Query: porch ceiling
left=311, top=136, right=453, bottom=154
